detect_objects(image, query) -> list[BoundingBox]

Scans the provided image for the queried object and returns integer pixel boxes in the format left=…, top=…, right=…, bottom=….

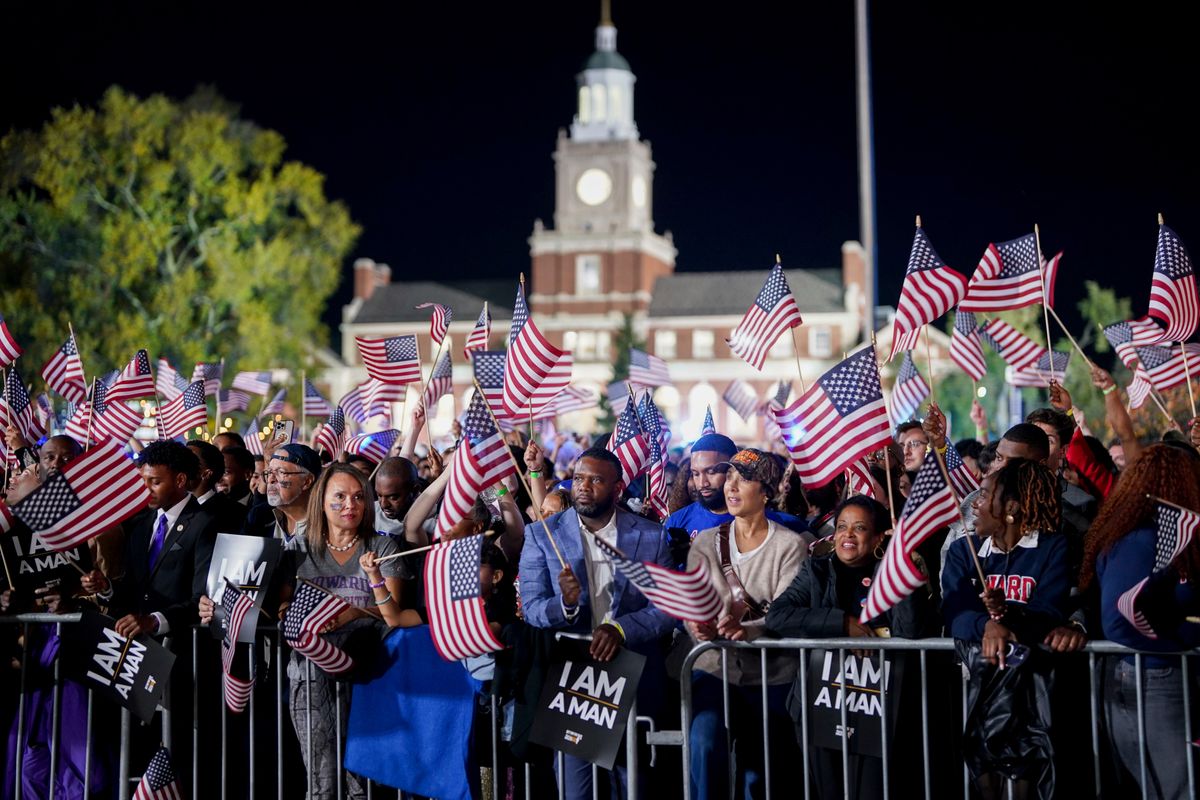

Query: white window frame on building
left=808, top=327, right=833, bottom=358
left=576, top=254, right=602, bottom=296
left=692, top=329, right=715, bottom=359
left=577, top=331, right=597, bottom=360
left=655, top=330, right=677, bottom=360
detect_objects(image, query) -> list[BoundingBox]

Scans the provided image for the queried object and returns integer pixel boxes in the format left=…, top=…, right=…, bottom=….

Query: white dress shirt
left=148, top=493, right=193, bottom=635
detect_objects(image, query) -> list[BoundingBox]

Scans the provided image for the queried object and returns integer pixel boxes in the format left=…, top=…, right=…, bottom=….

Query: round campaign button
left=861, top=577, right=871, bottom=587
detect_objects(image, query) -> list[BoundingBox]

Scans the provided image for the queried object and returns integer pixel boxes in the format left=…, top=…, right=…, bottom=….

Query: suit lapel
left=147, top=498, right=198, bottom=583
left=559, top=511, right=589, bottom=600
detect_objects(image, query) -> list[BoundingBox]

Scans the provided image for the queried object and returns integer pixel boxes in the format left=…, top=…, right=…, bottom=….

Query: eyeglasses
left=264, top=468, right=308, bottom=479
left=901, top=440, right=929, bottom=451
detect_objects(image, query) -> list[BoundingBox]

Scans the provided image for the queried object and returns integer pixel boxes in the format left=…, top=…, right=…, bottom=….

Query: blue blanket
left=345, top=626, right=481, bottom=800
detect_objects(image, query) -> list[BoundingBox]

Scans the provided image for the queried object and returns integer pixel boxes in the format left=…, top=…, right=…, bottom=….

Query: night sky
left=6, top=1, right=1200, bottom=339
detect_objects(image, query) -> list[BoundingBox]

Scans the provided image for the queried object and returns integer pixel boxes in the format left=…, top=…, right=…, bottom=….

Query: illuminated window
left=577, top=331, right=596, bottom=360
left=809, top=327, right=833, bottom=358
left=593, top=84, right=607, bottom=122
left=563, top=331, right=579, bottom=351
left=596, top=331, right=611, bottom=359
left=692, top=330, right=714, bottom=359
left=576, top=254, right=602, bottom=295
left=655, top=330, right=676, bottom=359
left=610, top=85, right=622, bottom=123
left=578, top=86, right=590, bottom=123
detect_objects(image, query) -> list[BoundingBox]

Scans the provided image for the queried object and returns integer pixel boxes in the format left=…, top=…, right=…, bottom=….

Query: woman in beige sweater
left=684, top=448, right=807, bottom=800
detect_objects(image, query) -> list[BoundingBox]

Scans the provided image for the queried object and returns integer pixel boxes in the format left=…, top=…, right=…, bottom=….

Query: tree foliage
left=595, top=313, right=645, bottom=431
left=0, top=86, right=360, bottom=381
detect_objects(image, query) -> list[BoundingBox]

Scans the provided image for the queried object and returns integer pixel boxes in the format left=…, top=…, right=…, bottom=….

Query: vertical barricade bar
left=276, top=633, right=284, bottom=800
left=760, top=649, right=771, bottom=800
left=15, top=621, right=28, bottom=800
left=1087, top=652, right=1101, bottom=794
left=625, top=699, right=638, bottom=800
left=491, top=694, right=501, bottom=800
left=306, top=660, right=313, bottom=800
left=222, top=671, right=228, bottom=800
left=118, top=707, right=131, bottom=800
left=721, top=648, right=733, bottom=800
left=799, top=647, right=811, bottom=800
left=525, top=763, right=532, bottom=800
left=878, top=648, right=888, bottom=800
left=960, top=661, right=970, bottom=798
left=1184, top=654, right=1196, bottom=797
left=838, top=648, right=850, bottom=800
left=192, top=627, right=199, bottom=800
left=335, top=679, right=344, bottom=800
left=919, top=649, right=930, bottom=800
left=248, top=642, right=256, bottom=800
left=84, top=689, right=94, bottom=800
left=679, top=648, right=693, bottom=800
left=1135, top=652, right=1148, bottom=794
left=49, top=621, right=63, bottom=800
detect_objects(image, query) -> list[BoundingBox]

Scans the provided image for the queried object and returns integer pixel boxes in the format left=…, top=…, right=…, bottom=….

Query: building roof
left=648, top=268, right=843, bottom=318
left=584, top=50, right=631, bottom=71
left=352, top=280, right=513, bottom=325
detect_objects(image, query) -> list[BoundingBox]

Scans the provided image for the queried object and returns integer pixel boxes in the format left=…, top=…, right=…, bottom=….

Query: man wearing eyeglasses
left=896, top=420, right=930, bottom=472
left=243, top=443, right=322, bottom=551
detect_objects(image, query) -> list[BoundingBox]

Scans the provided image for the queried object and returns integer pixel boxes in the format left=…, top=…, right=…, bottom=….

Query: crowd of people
left=0, top=361, right=1198, bottom=800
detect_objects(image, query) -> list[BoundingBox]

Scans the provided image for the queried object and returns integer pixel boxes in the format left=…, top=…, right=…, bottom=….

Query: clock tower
left=528, top=4, right=677, bottom=322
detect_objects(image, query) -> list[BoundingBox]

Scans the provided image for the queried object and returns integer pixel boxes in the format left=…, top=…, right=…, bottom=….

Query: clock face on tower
left=576, top=168, right=613, bottom=206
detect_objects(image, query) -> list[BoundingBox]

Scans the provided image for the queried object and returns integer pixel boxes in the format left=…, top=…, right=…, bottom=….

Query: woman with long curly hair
left=1079, top=443, right=1200, bottom=800
left=941, top=458, right=1073, bottom=800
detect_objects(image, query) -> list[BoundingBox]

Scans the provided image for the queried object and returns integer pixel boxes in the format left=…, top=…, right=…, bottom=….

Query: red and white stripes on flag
left=608, top=400, right=651, bottom=483
left=422, top=350, right=453, bottom=411
left=727, top=263, right=804, bottom=370
left=304, top=379, right=332, bottom=417
left=1117, top=501, right=1200, bottom=639
left=890, top=351, right=929, bottom=424
left=1133, top=344, right=1200, bottom=393
left=345, top=429, right=400, bottom=464
left=1009, top=351, right=1071, bottom=388
left=1103, top=317, right=1165, bottom=370
left=628, top=348, right=671, bottom=387
left=463, top=303, right=492, bottom=359
left=434, top=391, right=515, bottom=538
left=219, top=578, right=255, bottom=713
left=979, top=318, right=1045, bottom=371
left=637, top=393, right=671, bottom=519
left=591, top=535, right=723, bottom=623
left=159, top=382, right=208, bottom=439
left=949, top=310, right=987, bottom=381
left=959, top=234, right=1044, bottom=313
left=66, top=382, right=144, bottom=446
left=416, top=302, right=453, bottom=346
left=722, top=380, right=760, bottom=422
left=424, top=534, right=503, bottom=661
left=1147, top=224, right=1199, bottom=343
left=606, top=381, right=640, bottom=416
left=503, top=283, right=571, bottom=416
left=0, top=312, right=22, bottom=367
left=10, top=438, right=150, bottom=551
left=41, top=332, right=87, bottom=403
left=3, top=368, right=45, bottom=444
left=231, top=371, right=273, bottom=396
left=133, top=745, right=182, bottom=800
left=191, top=362, right=223, bottom=397
left=944, top=442, right=980, bottom=500
left=262, top=389, right=287, bottom=417
left=356, top=335, right=422, bottom=385
left=282, top=581, right=353, bottom=674
left=105, top=350, right=156, bottom=402
left=1128, top=366, right=1153, bottom=410
left=860, top=450, right=960, bottom=623
left=156, top=358, right=183, bottom=402
left=365, top=380, right=406, bottom=421
left=772, top=346, right=893, bottom=489
left=314, top=407, right=348, bottom=458
left=889, top=227, right=969, bottom=360
left=1041, top=251, right=1062, bottom=309
left=846, top=459, right=876, bottom=499
left=546, top=385, right=599, bottom=416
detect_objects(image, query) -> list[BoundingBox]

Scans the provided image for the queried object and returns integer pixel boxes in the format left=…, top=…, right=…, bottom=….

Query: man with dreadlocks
left=942, top=458, right=1072, bottom=800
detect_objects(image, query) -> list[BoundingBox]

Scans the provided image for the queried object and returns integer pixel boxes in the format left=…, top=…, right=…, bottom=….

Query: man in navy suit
left=520, top=446, right=676, bottom=799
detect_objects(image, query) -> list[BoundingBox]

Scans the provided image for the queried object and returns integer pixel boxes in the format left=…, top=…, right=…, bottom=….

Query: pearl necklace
left=327, top=536, right=359, bottom=553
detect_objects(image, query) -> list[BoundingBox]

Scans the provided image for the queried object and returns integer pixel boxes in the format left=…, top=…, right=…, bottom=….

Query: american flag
left=98, top=369, right=120, bottom=389
left=1128, top=366, right=1153, bottom=410
left=303, top=379, right=332, bottom=417
left=106, top=350, right=155, bottom=402
left=1147, top=224, right=1199, bottom=342
left=959, top=234, right=1044, bottom=312
left=592, top=535, right=722, bottom=623
left=463, top=303, right=491, bottom=359
left=424, top=533, right=503, bottom=661
left=1103, top=317, right=1164, bottom=370
left=262, top=389, right=287, bottom=417
left=339, top=383, right=367, bottom=425
left=846, top=459, right=876, bottom=499
left=314, top=407, right=348, bottom=458
left=760, top=381, right=791, bottom=446
left=773, top=346, right=893, bottom=488
left=66, top=380, right=143, bottom=446
left=41, top=332, right=87, bottom=403
left=608, top=399, right=650, bottom=483
left=949, top=309, right=987, bottom=381
left=243, top=420, right=264, bottom=456
left=423, top=350, right=453, bottom=411
left=34, top=393, right=53, bottom=433
left=365, top=379, right=406, bottom=420
left=3, top=368, right=44, bottom=444
left=722, top=380, right=760, bottom=422
left=416, top=302, right=453, bottom=346
left=889, top=227, right=969, bottom=360
left=11, top=437, right=150, bottom=551
left=727, top=264, right=804, bottom=370
left=545, top=384, right=599, bottom=416
left=356, top=335, right=422, bottom=385
left=219, top=578, right=255, bottom=713
left=1041, top=251, right=1063, bottom=309
left=638, top=393, right=670, bottom=519
left=0, top=312, right=22, bottom=367
left=629, top=348, right=671, bottom=387
left=217, top=389, right=251, bottom=414
left=283, top=581, right=353, bottom=674
left=232, top=371, right=273, bottom=396
left=890, top=351, right=929, bottom=424
left=156, top=358, right=184, bottom=402
left=345, top=429, right=400, bottom=463
left=473, top=351, right=508, bottom=420
left=860, top=450, right=960, bottom=622
left=133, top=746, right=182, bottom=800
left=434, top=390, right=515, bottom=538
left=159, top=381, right=208, bottom=439
left=1009, top=351, right=1071, bottom=388
left=191, top=362, right=223, bottom=397
left=944, top=442, right=980, bottom=500
left=1133, top=344, right=1200, bottom=393
left=503, top=282, right=571, bottom=416
left=979, top=318, right=1045, bottom=371
left=1117, top=501, right=1200, bottom=639
left=606, top=380, right=641, bottom=416
left=701, top=405, right=716, bottom=435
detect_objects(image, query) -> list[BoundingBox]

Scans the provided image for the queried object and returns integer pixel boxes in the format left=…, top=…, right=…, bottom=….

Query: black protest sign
left=205, top=533, right=281, bottom=642
left=804, top=648, right=902, bottom=758
left=0, top=523, right=92, bottom=594
left=59, top=610, right=176, bottom=723
left=529, top=639, right=645, bottom=770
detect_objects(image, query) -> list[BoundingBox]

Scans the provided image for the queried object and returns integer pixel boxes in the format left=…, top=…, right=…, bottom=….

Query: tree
left=595, top=313, right=645, bottom=430
left=0, top=86, right=360, bottom=383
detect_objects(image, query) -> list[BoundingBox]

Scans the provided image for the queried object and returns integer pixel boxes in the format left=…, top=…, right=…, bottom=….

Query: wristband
left=495, top=486, right=509, bottom=497
left=369, top=580, right=386, bottom=590
left=934, top=444, right=948, bottom=455
left=529, top=470, right=542, bottom=478
left=1102, top=385, right=1116, bottom=396
left=374, top=594, right=393, bottom=606
left=1065, top=407, right=1074, bottom=417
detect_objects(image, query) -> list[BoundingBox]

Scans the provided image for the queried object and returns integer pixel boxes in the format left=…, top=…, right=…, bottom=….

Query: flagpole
left=67, top=321, right=87, bottom=387
left=1149, top=389, right=1180, bottom=430
left=472, top=378, right=566, bottom=569
left=300, top=370, right=307, bottom=442
left=83, top=377, right=96, bottom=450
left=1045, top=305, right=1093, bottom=368
left=1181, top=342, right=1197, bottom=419
left=1033, top=224, right=1057, bottom=383
left=778, top=254, right=809, bottom=395
left=416, top=337, right=447, bottom=455
left=922, top=325, right=937, bottom=407
left=868, top=334, right=899, bottom=531
left=929, top=444, right=989, bottom=587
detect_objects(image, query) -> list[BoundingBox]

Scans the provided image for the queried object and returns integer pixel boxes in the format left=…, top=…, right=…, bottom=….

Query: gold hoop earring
left=873, top=543, right=886, bottom=560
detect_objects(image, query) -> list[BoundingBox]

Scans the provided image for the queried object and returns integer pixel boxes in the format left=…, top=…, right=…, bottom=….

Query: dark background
left=5, top=1, right=1198, bottom=335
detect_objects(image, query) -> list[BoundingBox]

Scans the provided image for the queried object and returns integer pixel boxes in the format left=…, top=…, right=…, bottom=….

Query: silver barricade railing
left=674, top=636, right=1200, bottom=800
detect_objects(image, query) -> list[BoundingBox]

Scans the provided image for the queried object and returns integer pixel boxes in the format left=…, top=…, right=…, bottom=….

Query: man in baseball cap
left=243, top=443, right=322, bottom=550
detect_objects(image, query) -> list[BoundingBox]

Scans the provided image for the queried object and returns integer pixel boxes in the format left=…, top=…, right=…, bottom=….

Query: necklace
left=327, top=536, right=359, bottom=553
